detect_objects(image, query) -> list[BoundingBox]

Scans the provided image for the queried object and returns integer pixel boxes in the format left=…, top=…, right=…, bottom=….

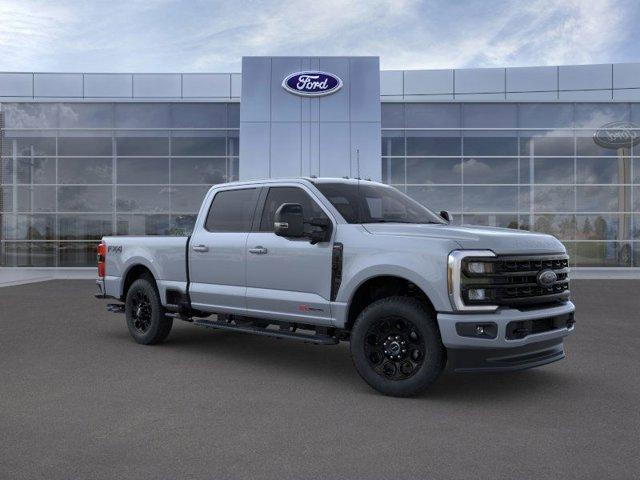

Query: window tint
left=205, top=188, right=258, bottom=232
left=260, top=187, right=327, bottom=232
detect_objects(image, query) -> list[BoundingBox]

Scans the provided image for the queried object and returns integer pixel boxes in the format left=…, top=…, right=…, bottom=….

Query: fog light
left=468, top=288, right=487, bottom=301
left=455, top=322, right=498, bottom=339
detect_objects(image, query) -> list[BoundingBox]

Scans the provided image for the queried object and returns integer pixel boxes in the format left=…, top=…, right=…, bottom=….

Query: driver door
left=245, top=185, right=335, bottom=325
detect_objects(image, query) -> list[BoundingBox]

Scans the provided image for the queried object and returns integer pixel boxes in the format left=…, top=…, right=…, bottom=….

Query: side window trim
left=203, top=187, right=259, bottom=233
left=250, top=186, right=268, bottom=232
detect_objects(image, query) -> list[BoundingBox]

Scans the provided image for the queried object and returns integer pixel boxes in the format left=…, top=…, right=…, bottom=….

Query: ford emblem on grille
left=537, top=269, right=558, bottom=288
left=282, top=71, right=343, bottom=97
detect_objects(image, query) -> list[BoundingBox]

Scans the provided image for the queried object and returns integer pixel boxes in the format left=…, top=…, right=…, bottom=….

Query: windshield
left=314, top=182, right=445, bottom=225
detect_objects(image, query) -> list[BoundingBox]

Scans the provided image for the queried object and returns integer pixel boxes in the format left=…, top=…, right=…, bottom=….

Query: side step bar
left=192, top=318, right=339, bottom=345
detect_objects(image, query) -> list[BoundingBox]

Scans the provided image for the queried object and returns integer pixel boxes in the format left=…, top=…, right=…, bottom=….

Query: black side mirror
left=307, top=217, right=332, bottom=244
left=274, top=203, right=305, bottom=238
left=440, top=210, right=452, bottom=223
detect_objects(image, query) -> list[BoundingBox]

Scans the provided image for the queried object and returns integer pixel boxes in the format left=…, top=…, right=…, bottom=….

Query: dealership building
left=1, top=56, right=639, bottom=271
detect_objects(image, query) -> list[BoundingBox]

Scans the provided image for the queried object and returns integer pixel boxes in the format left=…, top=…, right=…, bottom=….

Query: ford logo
left=282, top=71, right=343, bottom=97
left=593, top=121, right=640, bottom=149
left=536, top=269, right=558, bottom=288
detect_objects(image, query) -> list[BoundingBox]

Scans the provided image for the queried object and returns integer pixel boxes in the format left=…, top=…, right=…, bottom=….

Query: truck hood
left=362, top=223, right=565, bottom=255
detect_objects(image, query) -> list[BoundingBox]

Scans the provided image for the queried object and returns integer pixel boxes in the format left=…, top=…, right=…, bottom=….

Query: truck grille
left=461, top=254, right=570, bottom=308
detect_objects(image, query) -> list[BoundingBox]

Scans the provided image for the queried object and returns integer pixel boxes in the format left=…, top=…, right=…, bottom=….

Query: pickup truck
left=96, top=177, right=575, bottom=397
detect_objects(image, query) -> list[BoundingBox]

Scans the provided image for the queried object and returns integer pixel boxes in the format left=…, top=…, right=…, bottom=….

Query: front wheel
left=125, top=276, right=173, bottom=345
left=350, top=296, right=446, bottom=397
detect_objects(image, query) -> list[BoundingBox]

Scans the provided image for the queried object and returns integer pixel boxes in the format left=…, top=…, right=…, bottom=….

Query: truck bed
left=101, top=236, right=189, bottom=301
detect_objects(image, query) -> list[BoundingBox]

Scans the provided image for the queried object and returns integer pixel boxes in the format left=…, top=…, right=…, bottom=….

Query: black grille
left=461, top=254, right=570, bottom=307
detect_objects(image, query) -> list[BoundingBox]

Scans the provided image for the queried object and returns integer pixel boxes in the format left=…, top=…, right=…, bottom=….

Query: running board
left=192, top=319, right=339, bottom=345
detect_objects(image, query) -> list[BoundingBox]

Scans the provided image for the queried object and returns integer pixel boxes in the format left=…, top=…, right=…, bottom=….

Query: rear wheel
left=350, top=296, right=446, bottom=397
left=125, top=276, right=173, bottom=345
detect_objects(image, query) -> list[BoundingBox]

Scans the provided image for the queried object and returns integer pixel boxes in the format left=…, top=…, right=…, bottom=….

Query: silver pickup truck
left=96, top=177, right=575, bottom=397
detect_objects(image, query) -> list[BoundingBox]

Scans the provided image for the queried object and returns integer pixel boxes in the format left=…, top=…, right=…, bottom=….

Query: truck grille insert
left=461, top=254, right=570, bottom=308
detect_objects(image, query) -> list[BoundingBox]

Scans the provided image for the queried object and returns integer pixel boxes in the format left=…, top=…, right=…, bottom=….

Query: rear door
left=245, top=184, right=335, bottom=325
left=188, top=187, right=260, bottom=314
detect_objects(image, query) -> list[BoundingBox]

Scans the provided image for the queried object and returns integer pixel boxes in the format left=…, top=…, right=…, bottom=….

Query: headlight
left=447, top=250, right=498, bottom=312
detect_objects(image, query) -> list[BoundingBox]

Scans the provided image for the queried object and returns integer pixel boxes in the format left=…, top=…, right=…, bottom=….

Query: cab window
left=259, top=187, right=328, bottom=232
left=205, top=188, right=259, bottom=232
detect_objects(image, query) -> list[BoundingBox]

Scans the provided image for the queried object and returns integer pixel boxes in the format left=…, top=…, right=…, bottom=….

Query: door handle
left=192, top=244, right=209, bottom=253
left=249, top=246, right=268, bottom=255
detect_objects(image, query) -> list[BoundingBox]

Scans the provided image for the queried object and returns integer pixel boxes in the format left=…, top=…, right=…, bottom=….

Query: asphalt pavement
left=1, top=279, right=639, bottom=479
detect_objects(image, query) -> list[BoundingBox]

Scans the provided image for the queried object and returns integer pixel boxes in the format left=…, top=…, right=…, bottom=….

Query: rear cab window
left=205, top=188, right=259, bottom=232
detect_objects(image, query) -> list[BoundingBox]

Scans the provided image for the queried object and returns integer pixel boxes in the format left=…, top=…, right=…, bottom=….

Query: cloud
left=0, top=0, right=636, bottom=72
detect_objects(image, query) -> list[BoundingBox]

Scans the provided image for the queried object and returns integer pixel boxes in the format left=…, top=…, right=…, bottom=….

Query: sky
left=0, top=0, right=638, bottom=73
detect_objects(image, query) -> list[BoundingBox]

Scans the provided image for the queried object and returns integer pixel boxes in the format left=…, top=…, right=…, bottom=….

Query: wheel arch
left=121, top=264, right=158, bottom=301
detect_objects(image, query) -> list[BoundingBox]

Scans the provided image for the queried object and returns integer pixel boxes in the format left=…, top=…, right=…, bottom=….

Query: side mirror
left=440, top=210, right=452, bottom=223
left=307, top=217, right=332, bottom=244
left=274, top=203, right=305, bottom=238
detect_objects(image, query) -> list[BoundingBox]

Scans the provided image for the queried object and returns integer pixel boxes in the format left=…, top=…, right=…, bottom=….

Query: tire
left=125, top=275, right=173, bottom=345
left=350, top=296, right=446, bottom=397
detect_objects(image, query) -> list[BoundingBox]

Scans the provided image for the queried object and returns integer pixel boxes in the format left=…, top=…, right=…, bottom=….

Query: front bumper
left=437, top=301, right=575, bottom=372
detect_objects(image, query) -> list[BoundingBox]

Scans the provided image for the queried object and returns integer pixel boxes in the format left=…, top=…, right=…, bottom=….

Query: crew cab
left=96, top=178, right=575, bottom=397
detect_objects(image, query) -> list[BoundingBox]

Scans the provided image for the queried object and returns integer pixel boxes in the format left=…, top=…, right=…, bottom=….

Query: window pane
left=574, top=241, right=631, bottom=267
left=59, top=103, right=113, bottom=128
left=58, top=186, right=113, bottom=212
left=2, top=103, right=58, bottom=128
left=259, top=187, right=327, bottom=232
left=58, top=214, right=113, bottom=240
left=14, top=214, right=56, bottom=240
left=16, top=157, right=56, bottom=184
left=381, top=103, right=404, bottom=128
left=205, top=188, right=259, bottom=232
left=117, top=158, right=169, bottom=184
left=58, top=242, right=97, bottom=267
left=406, top=158, right=461, bottom=184
left=463, top=214, right=519, bottom=229
left=171, top=103, right=227, bottom=128
left=463, top=186, right=518, bottom=212
left=1, top=186, right=12, bottom=211
left=116, top=136, right=168, bottom=156
left=1, top=242, right=56, bottom=267
left=1, top=158, right=12, bottom=184
left=227, top=130, right=239, bottom=157
left=58, top=158, right=112, bottom=184
left=463, top=135, right=518, bottom=156
left=463, top=158, right=517, bottom=184
left=575, top=214, right=629, bottom=241
left=519, top=134, right=574, bottom=156
left=17, top=186, right=56, bottom=212
left=171, top=186, right=209, bottom=213
left=116, top=214, right=170, bottom=236
left=58, top=137, right=113, bottom=156
left=228, top=104, right=240, bottom=127
left=171, top=158, right=226, bottom=184
left=381, top=131, right=404, bottom=156
left=518, top=104, right=574, bottom=129
left=576, top=157, right=627, bottom=184
left=406, top=186, right=462, bottom=212
left=382, top=158, right=405, bottom=184
left=170, top=215, right=197, bottom=236
left=574, top=103, right=630, bottom=128
left=532, top=214, right=576, bottom=240
left=576, top=134, right=627, bottom=156
left=406, top=104, right=460, bottom=128
left=3, top=136, right=56, bottom=156
left=406, top=132, right=461, bottom=156
left=114, top=104, right=170, bottom=128
left=463, top=104, right=517, bottom=128
left=534, top=186, right=574, bottom=212
left=171, top=134, right=226, bottom=156
left=534, top=158, right=574, bottom=184
left=116, top=186, right=170, bottom=213
left=576, top=186, right=630, bottom=212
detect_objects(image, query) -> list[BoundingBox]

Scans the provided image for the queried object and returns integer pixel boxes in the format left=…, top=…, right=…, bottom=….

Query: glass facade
left=1, top=100, right=639, bottom=268
left=382, top=103, right=640, bottom=267
left=0, top=102, right=239, bottom=266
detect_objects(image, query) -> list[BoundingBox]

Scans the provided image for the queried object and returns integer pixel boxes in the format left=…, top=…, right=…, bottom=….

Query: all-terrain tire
left=125, top=275, right=173, bottom=345
left=350, top=296, right=446, bottom=397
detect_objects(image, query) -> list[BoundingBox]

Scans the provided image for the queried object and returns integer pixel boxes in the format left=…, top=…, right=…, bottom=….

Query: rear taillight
left=97, top=242, right=106, bottom=278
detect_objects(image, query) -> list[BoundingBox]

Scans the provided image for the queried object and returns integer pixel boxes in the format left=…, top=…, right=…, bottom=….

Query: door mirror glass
left=440, top=210, right=452, bottom=223
left=274, top=203, right=305, bottom=238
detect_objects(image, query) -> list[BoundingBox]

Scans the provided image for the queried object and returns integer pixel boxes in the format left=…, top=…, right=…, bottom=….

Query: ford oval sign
left=282, top=71, right=343, bottom=97
left=593, top=121, right=640, bottom=149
